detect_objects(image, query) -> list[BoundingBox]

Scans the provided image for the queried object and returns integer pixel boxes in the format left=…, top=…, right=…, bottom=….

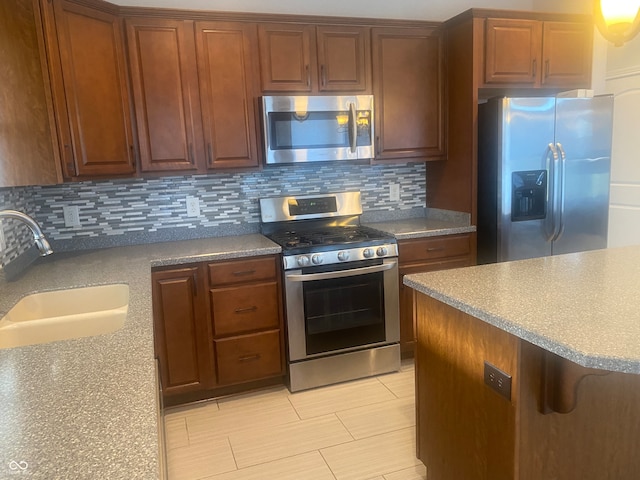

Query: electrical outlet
left=186, top=196, right=200, bottom=217
left=389, top=184, right=400, bottom=202
left=484, top=361, right=512, bottom=400
left=63, top=205, right=81, bottom=227
left=0, top=222, right=6, bottom=251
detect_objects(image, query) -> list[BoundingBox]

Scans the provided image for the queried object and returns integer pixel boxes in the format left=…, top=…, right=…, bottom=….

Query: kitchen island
left=404, top=246, right=640, bottom=480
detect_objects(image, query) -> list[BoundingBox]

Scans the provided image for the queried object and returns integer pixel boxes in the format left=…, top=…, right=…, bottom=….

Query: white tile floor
left=164, top=360, right=426, bottom=480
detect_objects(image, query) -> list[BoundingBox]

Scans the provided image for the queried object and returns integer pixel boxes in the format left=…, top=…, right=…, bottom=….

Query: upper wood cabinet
left=126, top=18, right=202, bottom=173
left=195, top=21, right=261, bottom=170
left=257, top=23, right=371, bottom=93
left=483, top=17, right=592, bottom=88
left=126, top=18, right=260, bottom=173
left=372, top=27, right=446, bottom=161
left=42, top=0, right=136, bottom=179
left=1, top=0, right=61, bottom=187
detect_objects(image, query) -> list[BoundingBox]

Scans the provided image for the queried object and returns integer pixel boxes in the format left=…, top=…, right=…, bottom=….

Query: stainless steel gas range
left=260, top=191, right=400, bottom=392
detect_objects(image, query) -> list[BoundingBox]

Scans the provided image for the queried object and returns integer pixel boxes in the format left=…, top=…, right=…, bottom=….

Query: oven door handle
left=286, top=262, right=395, bottom=282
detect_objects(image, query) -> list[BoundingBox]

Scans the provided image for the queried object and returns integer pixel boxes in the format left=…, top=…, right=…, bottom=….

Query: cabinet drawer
left=209, top=256, right=277, bottom=286
left=399, top=234, right=470, bottom=264
left=214, top=330, right=282, bottom=385
left=210, top=281, right=280, bottom=336
left=400, top=257, right=473, bottom=276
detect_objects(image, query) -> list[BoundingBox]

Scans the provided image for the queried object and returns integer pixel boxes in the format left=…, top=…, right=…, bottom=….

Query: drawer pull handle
left=238, top=353, right=261, bottom=363
left=234, top=306, right=258, bottom=314
left=427, top=247, right=444, bottom=252
left=232, top=269, right=256, bottom=276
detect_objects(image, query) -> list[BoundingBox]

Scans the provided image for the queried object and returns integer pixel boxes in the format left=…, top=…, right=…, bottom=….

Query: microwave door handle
left=348, top=102, right=357, bottom=154
left=286, top=262, right=395, bottom=282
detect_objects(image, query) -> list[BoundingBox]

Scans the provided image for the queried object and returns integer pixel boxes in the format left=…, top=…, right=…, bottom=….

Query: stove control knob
left=376, top=246, right=388, bottom=257
left=297, top=255, right=310, bottom=267
left=311, top=254, right=323, bottom=265
left=363, top=248, right=375, bottom=258
left=337, top=251, right=350, bottom=262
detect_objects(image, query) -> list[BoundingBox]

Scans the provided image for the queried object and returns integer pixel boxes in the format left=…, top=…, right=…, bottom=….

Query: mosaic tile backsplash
left=0, top=162, right=426, bottom=267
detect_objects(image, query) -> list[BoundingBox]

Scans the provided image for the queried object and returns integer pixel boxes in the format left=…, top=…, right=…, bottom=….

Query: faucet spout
left=0, top=210, right=53, bottom=256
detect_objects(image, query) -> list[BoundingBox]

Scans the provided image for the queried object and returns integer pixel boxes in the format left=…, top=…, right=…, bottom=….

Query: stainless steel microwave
left=261, top=95, right=374, bottom=164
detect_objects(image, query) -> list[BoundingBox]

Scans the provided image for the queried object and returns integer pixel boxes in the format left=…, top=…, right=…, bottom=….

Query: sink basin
left=0, top=284, right=129, bottom=349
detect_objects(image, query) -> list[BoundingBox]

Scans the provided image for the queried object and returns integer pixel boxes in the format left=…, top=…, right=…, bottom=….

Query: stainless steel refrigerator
left=477, top=95, right=614, bottom=264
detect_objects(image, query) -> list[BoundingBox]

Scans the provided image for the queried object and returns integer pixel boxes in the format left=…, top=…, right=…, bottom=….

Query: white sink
left=0, top=284, right=129, bottom=349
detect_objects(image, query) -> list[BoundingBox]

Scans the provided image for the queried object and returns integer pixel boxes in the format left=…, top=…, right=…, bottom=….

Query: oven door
left=284, top=257, right=399, bottom=362
left=262, top=95, right=374, bottom=164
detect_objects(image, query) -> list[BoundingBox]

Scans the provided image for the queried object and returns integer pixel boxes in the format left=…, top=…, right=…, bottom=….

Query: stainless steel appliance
left=477, top=95, right=614, bottom=264
left=261, top=95, right=374, bottom=164
left=260, top=191, right=400, bottom=392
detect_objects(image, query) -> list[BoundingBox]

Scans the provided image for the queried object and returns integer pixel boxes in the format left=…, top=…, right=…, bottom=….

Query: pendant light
left=594, top=0, right=640, bottom=46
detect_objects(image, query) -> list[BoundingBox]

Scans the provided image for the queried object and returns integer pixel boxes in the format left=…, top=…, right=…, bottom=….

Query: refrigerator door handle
left=545, top=143, right=560, bottom=241
left=554, top=143, right=567, bottom=241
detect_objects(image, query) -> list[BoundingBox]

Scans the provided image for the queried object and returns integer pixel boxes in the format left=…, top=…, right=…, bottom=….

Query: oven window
left=303, top=271, right=386, bottom=355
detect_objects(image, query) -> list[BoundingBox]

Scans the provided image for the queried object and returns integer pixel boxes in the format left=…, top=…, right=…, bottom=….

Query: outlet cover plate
left=389, top=184, right=400, bottom=202
left=186, top=196, right=200, bottom=217
left=484, top=361, right=512, bottom=401
left=63, top=206, right=81, bottom=227
left=0, top=222, right=6, bottom=251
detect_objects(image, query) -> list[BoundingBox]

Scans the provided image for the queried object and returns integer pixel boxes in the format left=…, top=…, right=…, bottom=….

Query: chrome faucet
left=0, top=210, right=53, bottom=256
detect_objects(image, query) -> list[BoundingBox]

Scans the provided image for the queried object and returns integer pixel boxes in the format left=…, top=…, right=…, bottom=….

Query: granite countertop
left=0, top=234, right=280, bottom=480
left=404, top=245, right=640, bottom=374
left=365, top=210, right=476, bottom=240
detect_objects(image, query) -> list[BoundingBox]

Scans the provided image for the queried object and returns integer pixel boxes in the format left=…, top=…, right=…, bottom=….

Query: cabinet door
left=484, top=18, right=542, bottom=85
left=541, top=21, right=592, bottom=87
left=398, top=234, right=473, bottom=356
left=152, top=266, right=215, bottom=397
left=372, top=27, right=446, bottom=161
left=47, top=0, right=135, bottom=178
left=1, top=0, right=60, bottom=187
left=126, top=18, right=203, bottom=172
left=257, top=23, right=316, bottom=92
left=195, top=21, right=260, bottom=169
left=316, top=25, right=371, bottom=92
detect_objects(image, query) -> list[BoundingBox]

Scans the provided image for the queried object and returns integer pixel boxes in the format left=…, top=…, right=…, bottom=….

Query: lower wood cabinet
left=398, top=233, right=474, bottom=356
left=214, top=330, right=282, bottom=384
left=152, top=265, right=214, bottom=397
left=152, top=255, right=285, bottom=405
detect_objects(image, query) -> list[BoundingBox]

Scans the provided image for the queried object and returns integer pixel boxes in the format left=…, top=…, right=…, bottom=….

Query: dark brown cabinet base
left=398, top=233, right=474, bottom=356
left=152, top=255, right=286, bottom=406
left=415, top=294, right=640, bottom=480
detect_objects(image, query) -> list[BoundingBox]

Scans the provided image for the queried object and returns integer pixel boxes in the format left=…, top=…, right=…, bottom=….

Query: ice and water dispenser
left=511, top=170, right=547, bottom=221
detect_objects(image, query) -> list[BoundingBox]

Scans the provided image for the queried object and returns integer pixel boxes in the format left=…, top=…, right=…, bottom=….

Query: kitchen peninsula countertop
left=0, top=235, right=280, bottom=480
left=404, top=245, right=640, bottom=374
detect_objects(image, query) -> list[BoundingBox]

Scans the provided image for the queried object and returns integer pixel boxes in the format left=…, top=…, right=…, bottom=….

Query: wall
left=111, top=0, right=535, bottom=21
left=0, top=162, right=426, bottom=266
left=605, top=34, right=640, bottom=247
